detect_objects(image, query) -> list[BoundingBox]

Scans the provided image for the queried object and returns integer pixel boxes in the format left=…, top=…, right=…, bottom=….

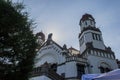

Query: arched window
left=99, top=62, right=111, bottom=73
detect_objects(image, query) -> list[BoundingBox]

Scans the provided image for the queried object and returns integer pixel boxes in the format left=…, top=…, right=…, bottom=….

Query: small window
left=98, top=35, right=101, bottom=41
left=92, top=33, right=95, bottom=40
left=80, top=36, right=84, bottom=46
left=95, top=34, right=98, bottom=40
left=92, top=33, right=101, bottom=41
left=85, top=21, right=87, bottom=25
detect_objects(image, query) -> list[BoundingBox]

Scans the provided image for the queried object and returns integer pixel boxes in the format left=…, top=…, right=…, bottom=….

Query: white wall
left=57, top=64, right=65, bottom=75
left=35, top=53, right=57, bottom=67
left=79, top=30, right=105, bottom=53
left=92, top=40, right=105, bottom=50
left=80, top=20, right=95, bottom=31
left=87, top=55, right=118, bottom=73
left=65, top=61, right=77, bottom=78
left=57, top=61, right=78, bottom=78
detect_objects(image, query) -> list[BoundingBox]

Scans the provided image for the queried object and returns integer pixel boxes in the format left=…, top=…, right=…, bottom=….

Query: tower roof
left=79, top=13, right=96, bottom=30
left=36, top=31, right=45, bottom=41
left=80, top=13, right=95, bottom=21
left=80, top=14, right=95, bottom=25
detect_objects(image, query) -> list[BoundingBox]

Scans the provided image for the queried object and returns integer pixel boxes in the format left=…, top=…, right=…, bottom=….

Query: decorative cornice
left=80, top=47, right=115, bottom=59
left=92, top=48, right=114, bottom=54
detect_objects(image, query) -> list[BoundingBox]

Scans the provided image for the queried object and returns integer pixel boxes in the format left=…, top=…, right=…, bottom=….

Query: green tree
left=0, top=0, right=37, bottom=80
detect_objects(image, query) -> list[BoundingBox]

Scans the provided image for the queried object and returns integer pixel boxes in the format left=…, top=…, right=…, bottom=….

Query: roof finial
left=47, top=33, right=53, bottom=40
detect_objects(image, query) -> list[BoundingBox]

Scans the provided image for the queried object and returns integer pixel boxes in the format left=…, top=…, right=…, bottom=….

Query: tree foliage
left=0, top=0, right=37, bottom=80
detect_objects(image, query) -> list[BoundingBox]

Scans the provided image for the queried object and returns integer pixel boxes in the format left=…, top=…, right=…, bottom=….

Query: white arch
left=100, top=62, right=111, bottom=68
left=97, top=60, right=112, bottom=69
left=35, top=52, right=59, bottom=67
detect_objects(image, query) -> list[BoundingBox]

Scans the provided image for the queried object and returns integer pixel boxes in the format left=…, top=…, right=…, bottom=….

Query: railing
left=30, top=67, right=64, bottom=80
left=66, top=56, right=87, bottom=62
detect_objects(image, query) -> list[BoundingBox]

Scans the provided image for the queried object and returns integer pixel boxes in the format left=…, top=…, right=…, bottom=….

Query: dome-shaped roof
left=36, top=31, right=45, bottom=41
left=80, top=13, right=95, bottom=22
left=79, top=13, right=95, bottom=26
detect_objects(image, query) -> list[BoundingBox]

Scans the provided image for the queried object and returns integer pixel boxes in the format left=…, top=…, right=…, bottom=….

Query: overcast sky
left=13, top=0, right=120, bottom=59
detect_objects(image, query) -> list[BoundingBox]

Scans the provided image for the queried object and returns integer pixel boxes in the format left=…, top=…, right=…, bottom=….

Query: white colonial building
left=30, top=14, right=118, bottom=80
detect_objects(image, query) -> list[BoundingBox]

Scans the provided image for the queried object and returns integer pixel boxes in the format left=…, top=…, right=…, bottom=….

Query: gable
left=35, top=40, right=66, bottom=67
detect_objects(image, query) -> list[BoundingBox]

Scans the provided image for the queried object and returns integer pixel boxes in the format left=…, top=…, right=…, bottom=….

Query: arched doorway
left=99, top=62, right=111, bottom=73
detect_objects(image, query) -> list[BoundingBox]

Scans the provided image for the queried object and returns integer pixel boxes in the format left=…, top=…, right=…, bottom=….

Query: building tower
left=78, top=14, right=118, bottom=73
left=36, top=31, right=45, bottom=49
left=79, top=14, right=105, bottom=53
